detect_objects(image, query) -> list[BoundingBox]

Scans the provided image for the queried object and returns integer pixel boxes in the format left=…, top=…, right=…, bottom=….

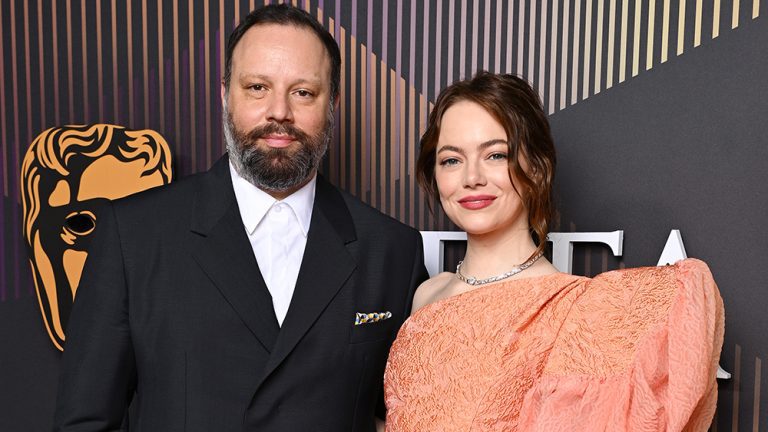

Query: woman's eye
left=488, top=153, right=508, bottom=161
left=439, top=158, right=460, bottom=166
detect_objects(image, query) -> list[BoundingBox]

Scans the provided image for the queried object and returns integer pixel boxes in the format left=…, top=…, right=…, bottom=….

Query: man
left=54, top=5, right=427, bottom=431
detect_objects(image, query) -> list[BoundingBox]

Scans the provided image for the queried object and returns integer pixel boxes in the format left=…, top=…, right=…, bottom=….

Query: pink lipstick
left=458, top=195, right=496, bottom=210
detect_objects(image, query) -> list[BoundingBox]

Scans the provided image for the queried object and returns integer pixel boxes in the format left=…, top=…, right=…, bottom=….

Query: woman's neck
left=461, top=227, right=539, bottom=279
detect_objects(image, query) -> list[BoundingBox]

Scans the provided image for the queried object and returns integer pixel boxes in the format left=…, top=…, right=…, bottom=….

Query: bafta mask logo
left=21, top=124, right=173, bottom=351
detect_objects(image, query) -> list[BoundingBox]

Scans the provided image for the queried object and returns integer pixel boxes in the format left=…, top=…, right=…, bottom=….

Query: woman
left=383, top=72, right=724, bottom=431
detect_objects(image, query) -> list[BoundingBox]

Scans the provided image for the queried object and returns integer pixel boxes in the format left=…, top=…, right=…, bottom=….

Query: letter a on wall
left=20, top=124, right=173, bottom=351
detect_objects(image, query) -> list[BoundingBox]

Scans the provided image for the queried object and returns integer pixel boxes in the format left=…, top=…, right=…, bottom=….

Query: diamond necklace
left=455, top=251, right=545, bottom=286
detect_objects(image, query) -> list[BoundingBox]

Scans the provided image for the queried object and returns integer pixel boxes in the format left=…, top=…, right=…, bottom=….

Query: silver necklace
left=455, top=251, right=544, bottom=286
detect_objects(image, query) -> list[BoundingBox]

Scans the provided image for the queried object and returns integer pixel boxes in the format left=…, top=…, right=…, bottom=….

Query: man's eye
left=248, top=84, right=265, bottom=92
left=295, top=90, right=313, bottom=98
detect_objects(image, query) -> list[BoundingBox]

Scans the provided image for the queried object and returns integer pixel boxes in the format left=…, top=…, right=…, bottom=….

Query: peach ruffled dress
left=384, top=259, right=724, bottom=431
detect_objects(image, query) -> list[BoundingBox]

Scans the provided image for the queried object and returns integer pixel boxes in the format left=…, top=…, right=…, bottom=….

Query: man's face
left=222, top=23, right=334, bottom=198
left=28, top=154, right=167, bottom=350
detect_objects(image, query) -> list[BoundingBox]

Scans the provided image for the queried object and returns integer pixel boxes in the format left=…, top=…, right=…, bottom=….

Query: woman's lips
left=458, top=195, right=496, bottom=210
left=261, top=135, right=296, bottom=148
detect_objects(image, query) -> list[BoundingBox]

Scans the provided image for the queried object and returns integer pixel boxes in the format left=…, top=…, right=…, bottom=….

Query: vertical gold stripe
left=506, top=0, right=513, bottom=72
left=418, top=95, right=427, bottom=228
left=428, top=101, right=435, bottom=229
left=97, top=0, right=104, bottom=120
left=733, top=344, right=742, bottom=432
left=583, top=0, right=593, bottom=99
left=754, top=0, right=760, bottom=18
left=594, top=0, right=604, bottom=94
left=517, top=0, right=524, bottom=76
left=379, top=61, right=387, bottom=209
left=112, top=0, right=118, bottom=122
left=399, top=77, right=406, bottom=221
left=173, top=0, right=180, bottom=155
left=349, top=33, right=357, bottom=193
left=694, top=0, right=703, bottom=46
left=483, top=0, right=491, bottom=72
left=189, top=2, right=196, bottom=168
left=128, top=0, right=135, bottom=125
left=219, top=0, right=224, bottom=144
left=390, top=70, right=396, bottom=216
left=560, top=0, right=571, bottom=108
left=661, top=0, right=670, bottom=62
left=606, top=0, right=616, bottom=88
left=11, top=0, right=20, bottom=182
left=495, top=0, right=502, bottom=72
left=204, top=0, right=211, bottom=166
left=52, top=0, right=61, bottom=125
left=0, top=0, right=7, bottom=195
left=81, top=0, right=89, bottom=121
left=632, top=0, right=641, bottom=77
left=339, top=28, right=346, bottom=189
left=755, top=357, right=762, bottom=432
left=358, top=41, right=366, bottom=200
left=235, top=1, right=239, bottom=27
left=713, top=0, right=721, bottom=38
left=158, top=0, right=165, bottom=132
left=459, top=0, right=467, bottom=80
left=37, top=0, right=46, bottom=128
left=677, top=0, right=686, bottom=55
left=327, top=18, right=338, bottom=183
left=733, top=0, right=740, bottom=28
left=571, top=0, right=581, bottom=104
left=408, top=86, right=415, bottom=225
left=538, top=0, right=547, bottom=101
left=23, top=0, right=31, bottom=140
left=646, top=0, right=656, bottom=70
left=528, top=0, right=536, bottom=82
left=550, top=0, right=560, bottom=111
left=251, top=0, right=256, bottom=12
left=619, top=0, right=628, bottom=83
left=142, top=0, right=149, bottom=126
left=371, top=52, right=378, bottom=206
left=66, top=0, right=74, bottom=122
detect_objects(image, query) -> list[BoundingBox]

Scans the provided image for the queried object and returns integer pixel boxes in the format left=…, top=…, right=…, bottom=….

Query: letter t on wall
left=547, top=231, right=624, bottom=274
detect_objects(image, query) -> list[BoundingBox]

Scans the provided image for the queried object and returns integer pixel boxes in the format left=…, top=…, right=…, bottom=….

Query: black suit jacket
left=54, top=156, right=428, bottom=431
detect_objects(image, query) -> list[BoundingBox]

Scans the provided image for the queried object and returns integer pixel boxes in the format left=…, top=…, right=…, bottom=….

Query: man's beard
left=223, top=104, right=333, bottom=192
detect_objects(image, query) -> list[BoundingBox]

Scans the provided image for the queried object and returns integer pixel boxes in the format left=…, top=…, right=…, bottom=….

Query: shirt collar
left=229, top=161, right=316, bottom=236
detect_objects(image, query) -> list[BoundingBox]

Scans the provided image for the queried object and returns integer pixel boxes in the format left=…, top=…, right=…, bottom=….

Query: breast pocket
left=349, top=316, right=396, bottom=344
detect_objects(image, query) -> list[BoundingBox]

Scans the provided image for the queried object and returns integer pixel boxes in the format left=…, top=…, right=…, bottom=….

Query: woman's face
left=434, top=100, right=528, bottom=237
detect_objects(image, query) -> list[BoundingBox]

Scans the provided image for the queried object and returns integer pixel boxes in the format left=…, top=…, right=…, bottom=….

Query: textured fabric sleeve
left=517, top=258, right=725, bottom=432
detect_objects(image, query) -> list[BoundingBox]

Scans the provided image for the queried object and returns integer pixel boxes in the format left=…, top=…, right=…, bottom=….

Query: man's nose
left=265, top=93, right=294, bottom=123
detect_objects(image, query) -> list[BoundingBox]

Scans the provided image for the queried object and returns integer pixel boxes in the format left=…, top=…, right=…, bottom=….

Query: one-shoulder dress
left=384, top=259, right=724, bottom=431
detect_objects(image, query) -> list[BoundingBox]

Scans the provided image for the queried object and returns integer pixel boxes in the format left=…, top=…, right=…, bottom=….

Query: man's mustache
left=242, top=122, right=311, bottom=144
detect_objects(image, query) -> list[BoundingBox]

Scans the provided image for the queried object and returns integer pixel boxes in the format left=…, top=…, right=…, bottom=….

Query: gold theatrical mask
left=20, top=124, right=173, bottom=351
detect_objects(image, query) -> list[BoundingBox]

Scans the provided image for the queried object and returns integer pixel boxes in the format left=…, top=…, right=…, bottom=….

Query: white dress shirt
left=229, top=162, right=316, bottom=326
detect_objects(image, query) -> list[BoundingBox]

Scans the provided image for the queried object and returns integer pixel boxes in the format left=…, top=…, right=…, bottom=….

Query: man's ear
left=333, top=94, right=340, bottom=111
left=221, top=81, right=227, bottom=106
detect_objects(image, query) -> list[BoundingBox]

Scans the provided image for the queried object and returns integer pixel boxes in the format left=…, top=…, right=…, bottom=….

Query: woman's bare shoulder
left=411, top=272, right=456, bottom=313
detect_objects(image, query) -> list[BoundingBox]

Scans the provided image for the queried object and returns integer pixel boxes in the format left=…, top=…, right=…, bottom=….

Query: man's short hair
left=223, top=4, right=342, bottom=101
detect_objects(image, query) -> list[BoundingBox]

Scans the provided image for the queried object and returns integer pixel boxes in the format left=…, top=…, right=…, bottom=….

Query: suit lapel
left=258, top=176, right=357, bottom=384
left=188, top=157, right=279, bottom=352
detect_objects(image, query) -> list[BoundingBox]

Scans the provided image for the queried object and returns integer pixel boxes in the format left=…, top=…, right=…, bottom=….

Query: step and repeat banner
left=1, top=1, right=765, bottom=430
